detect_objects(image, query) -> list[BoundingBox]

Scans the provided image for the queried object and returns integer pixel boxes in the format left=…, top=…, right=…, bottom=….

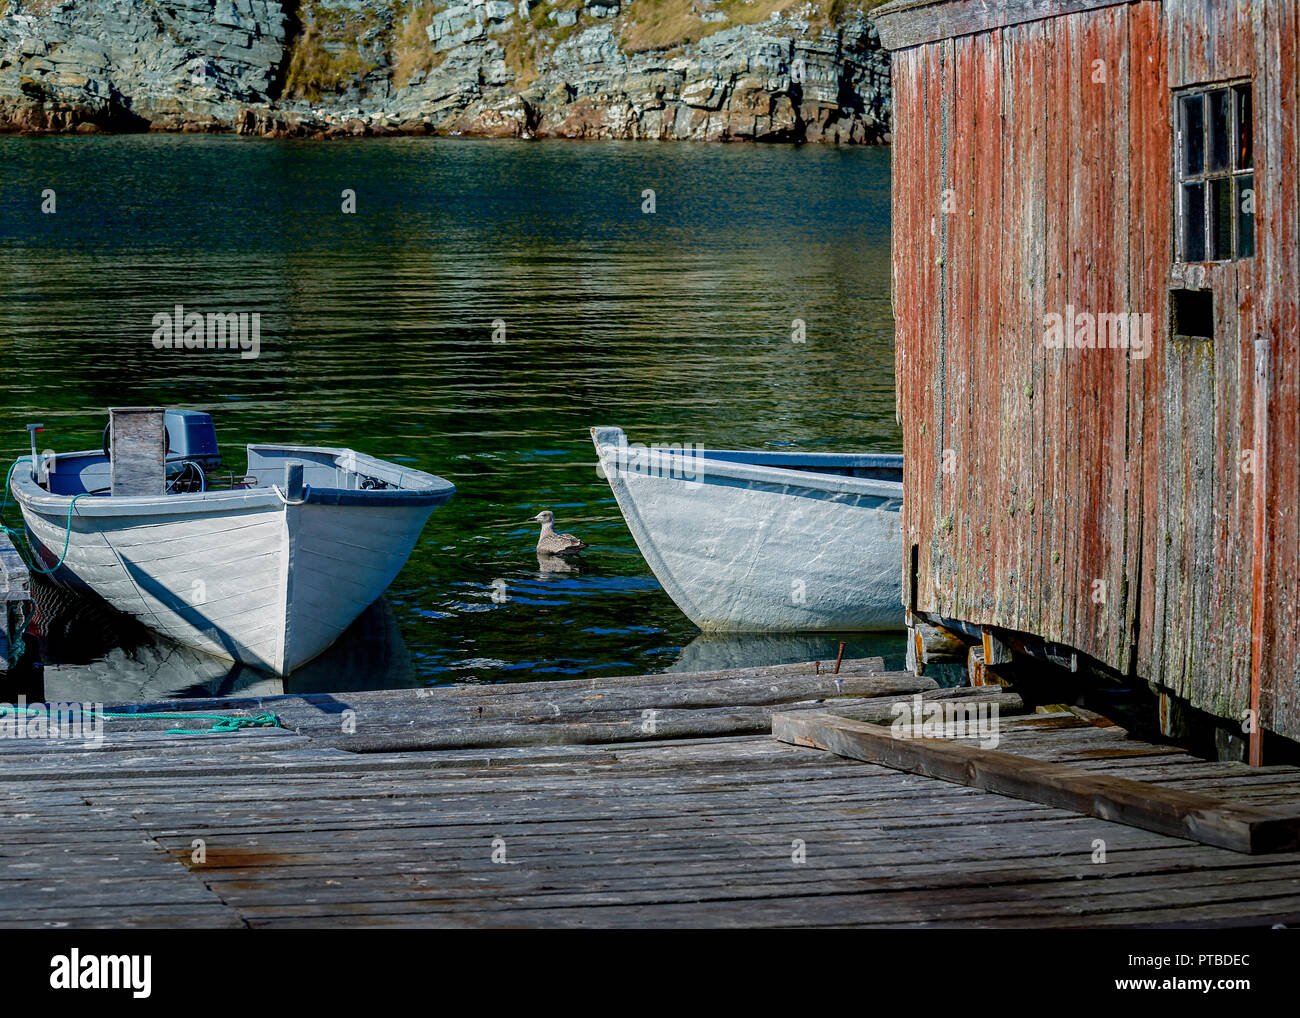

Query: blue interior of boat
left=246, top=446, right=412, bottom=491
left=41, top=410, right=228, bottom=496
left=36, top=409, right=408, bottom=498
left=700, top=449, right=904, bottom=482
left=43, top=453, right=113, bottom=496
left=41, top=451, right=251, bottom=497
left=42, top=447, right=415, bottom=498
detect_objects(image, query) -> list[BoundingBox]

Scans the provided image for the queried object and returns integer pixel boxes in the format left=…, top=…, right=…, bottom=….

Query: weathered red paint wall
left=883, top=0, right=1300, bottom=741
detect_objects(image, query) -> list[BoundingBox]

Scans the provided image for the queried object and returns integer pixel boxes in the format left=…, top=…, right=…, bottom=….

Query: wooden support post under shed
left=772, top=711, right=1300, bottom=855
left=967, top=645, right=1010, bottom=687
left=908, top=620, right=966, bottom=677
left=1159, top=690, right=1193, bottom=740
left=982, top=628, right=1013, bottom=667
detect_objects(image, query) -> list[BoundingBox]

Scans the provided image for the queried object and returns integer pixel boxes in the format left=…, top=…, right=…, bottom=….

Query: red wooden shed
left=871, top=0, right=1298, bottom=757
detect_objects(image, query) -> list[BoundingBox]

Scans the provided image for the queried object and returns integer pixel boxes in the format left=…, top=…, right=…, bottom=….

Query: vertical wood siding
left=1256, top=0, right=1299, bottom=736
left=890, top=0, right=1300, bottom=740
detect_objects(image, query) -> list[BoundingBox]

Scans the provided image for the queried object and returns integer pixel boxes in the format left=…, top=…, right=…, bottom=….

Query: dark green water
left=0, top=134, right=900, bottom=698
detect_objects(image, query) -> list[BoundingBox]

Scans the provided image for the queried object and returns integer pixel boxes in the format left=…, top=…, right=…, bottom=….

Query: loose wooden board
left=772, top=711, right=1300, bottom=854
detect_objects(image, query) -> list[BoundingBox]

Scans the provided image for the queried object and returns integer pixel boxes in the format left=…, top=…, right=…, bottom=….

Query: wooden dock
left=2, top=657, right=1300, bottom=928
left=0, top=532, right=32, bottom=679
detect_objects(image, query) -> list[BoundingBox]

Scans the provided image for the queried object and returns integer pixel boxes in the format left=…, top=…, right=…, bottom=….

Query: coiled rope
left=0, top=704, right=282, bottom=736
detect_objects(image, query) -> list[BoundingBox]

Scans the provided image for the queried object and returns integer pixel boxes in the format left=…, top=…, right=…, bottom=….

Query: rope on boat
left=1, top=458, right=96, bottom=664
left=0, top=457, right=24, bottom=522
left=1, top=466, right=91, bottom=577
left=2, top=458, right=91, bottom=576
left=0, top=704, right=283, bottom=736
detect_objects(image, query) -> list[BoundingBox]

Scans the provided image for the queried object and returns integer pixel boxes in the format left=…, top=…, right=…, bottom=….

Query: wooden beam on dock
left=0, top=534, right=29, bottom=599
left=772, top=712, right=1300, bottom=855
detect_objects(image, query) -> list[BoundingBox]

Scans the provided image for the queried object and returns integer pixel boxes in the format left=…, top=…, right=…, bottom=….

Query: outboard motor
left=164, top=410, right=222, bottom=472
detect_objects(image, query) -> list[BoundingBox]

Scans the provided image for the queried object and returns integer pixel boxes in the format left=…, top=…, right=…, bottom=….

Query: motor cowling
left=164, top=410, right=222, bottom=471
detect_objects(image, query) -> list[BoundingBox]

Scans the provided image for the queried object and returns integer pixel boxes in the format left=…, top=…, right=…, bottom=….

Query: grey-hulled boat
left=8, top=408, right=453, bottom=676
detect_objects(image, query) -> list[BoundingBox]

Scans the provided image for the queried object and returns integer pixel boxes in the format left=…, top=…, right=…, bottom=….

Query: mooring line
left=0, top=705, right=283, bottom=736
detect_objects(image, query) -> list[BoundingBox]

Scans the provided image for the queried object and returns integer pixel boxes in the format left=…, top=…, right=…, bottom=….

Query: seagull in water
left=528, top=510, right=587, bottom=556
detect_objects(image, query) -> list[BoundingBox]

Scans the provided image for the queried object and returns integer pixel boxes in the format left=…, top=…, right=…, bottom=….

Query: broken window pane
left=1235, top=85, right=1253, bottom=169
left=1175, top=83, right=1252, bottom=263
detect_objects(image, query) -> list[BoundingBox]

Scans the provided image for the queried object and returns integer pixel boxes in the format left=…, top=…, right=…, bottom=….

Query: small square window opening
left=1171, top=289, right=1214, bottom=342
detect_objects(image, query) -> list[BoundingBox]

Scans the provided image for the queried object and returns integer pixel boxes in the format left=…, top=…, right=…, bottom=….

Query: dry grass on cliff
left=499, top=32, right=542, bottom=88
left=10, top=0, right=62, bottom=14
left=820, top=0, right=894, bottom=22
left=284, top=23, right=373, bottom=100
left=620, top=0, right=836, bottom=54
left=392, top=1, right=449, bottom=86
left=621, top=0, right=887, bottom=53
left=619, top=0, right=730, bottom=53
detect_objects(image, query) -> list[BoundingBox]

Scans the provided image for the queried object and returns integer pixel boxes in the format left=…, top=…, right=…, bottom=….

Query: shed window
left=1176, top=83, right=1254, bottom=261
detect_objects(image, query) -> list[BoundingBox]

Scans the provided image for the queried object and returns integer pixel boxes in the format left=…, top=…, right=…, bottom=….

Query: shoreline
left=0, top=119, right=892, bottom=142
left=0, top=93, right=890, bottom=142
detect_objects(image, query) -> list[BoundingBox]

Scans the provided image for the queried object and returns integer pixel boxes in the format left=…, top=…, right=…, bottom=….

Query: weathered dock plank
left=1, top=666, right=1298, bottom=928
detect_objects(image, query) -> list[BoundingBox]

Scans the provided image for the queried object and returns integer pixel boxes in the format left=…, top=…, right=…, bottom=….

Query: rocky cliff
left=0, top=0, right=891, bottom=141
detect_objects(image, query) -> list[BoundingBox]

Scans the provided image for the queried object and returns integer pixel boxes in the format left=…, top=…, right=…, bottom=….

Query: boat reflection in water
left=668, top=632, right=912, bottom=676
left=31, top=576, right=415, bottom=704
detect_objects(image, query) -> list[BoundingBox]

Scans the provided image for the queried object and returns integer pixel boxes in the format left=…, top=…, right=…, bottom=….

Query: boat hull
left=10, top=444, right=451, bottom=676
left=18, top=498, right=435, bottom=675
left=593, top=427, right=905, bottom=632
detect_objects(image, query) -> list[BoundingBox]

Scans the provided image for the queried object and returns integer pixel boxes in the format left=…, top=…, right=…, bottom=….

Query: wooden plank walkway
left=0, top=533, right=31, bottom=677
left=2, top=658, right=1299, bottom=928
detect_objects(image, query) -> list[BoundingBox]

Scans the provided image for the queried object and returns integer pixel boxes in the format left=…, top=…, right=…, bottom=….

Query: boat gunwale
left=699, top=448, right=904, bottom=470
left=591, top=427, right=904, bottom=501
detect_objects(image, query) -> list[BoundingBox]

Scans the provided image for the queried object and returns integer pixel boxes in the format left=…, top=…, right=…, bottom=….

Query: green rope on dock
left=139, top=711, right=283, bottom=735
left=0, top=705, right=282, bottom=736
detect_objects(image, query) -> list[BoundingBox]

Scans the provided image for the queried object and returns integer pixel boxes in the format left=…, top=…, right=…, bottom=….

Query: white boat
left=8, top=408, right=453, bottom=676
left=592, top=426, right=904, bottom=632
